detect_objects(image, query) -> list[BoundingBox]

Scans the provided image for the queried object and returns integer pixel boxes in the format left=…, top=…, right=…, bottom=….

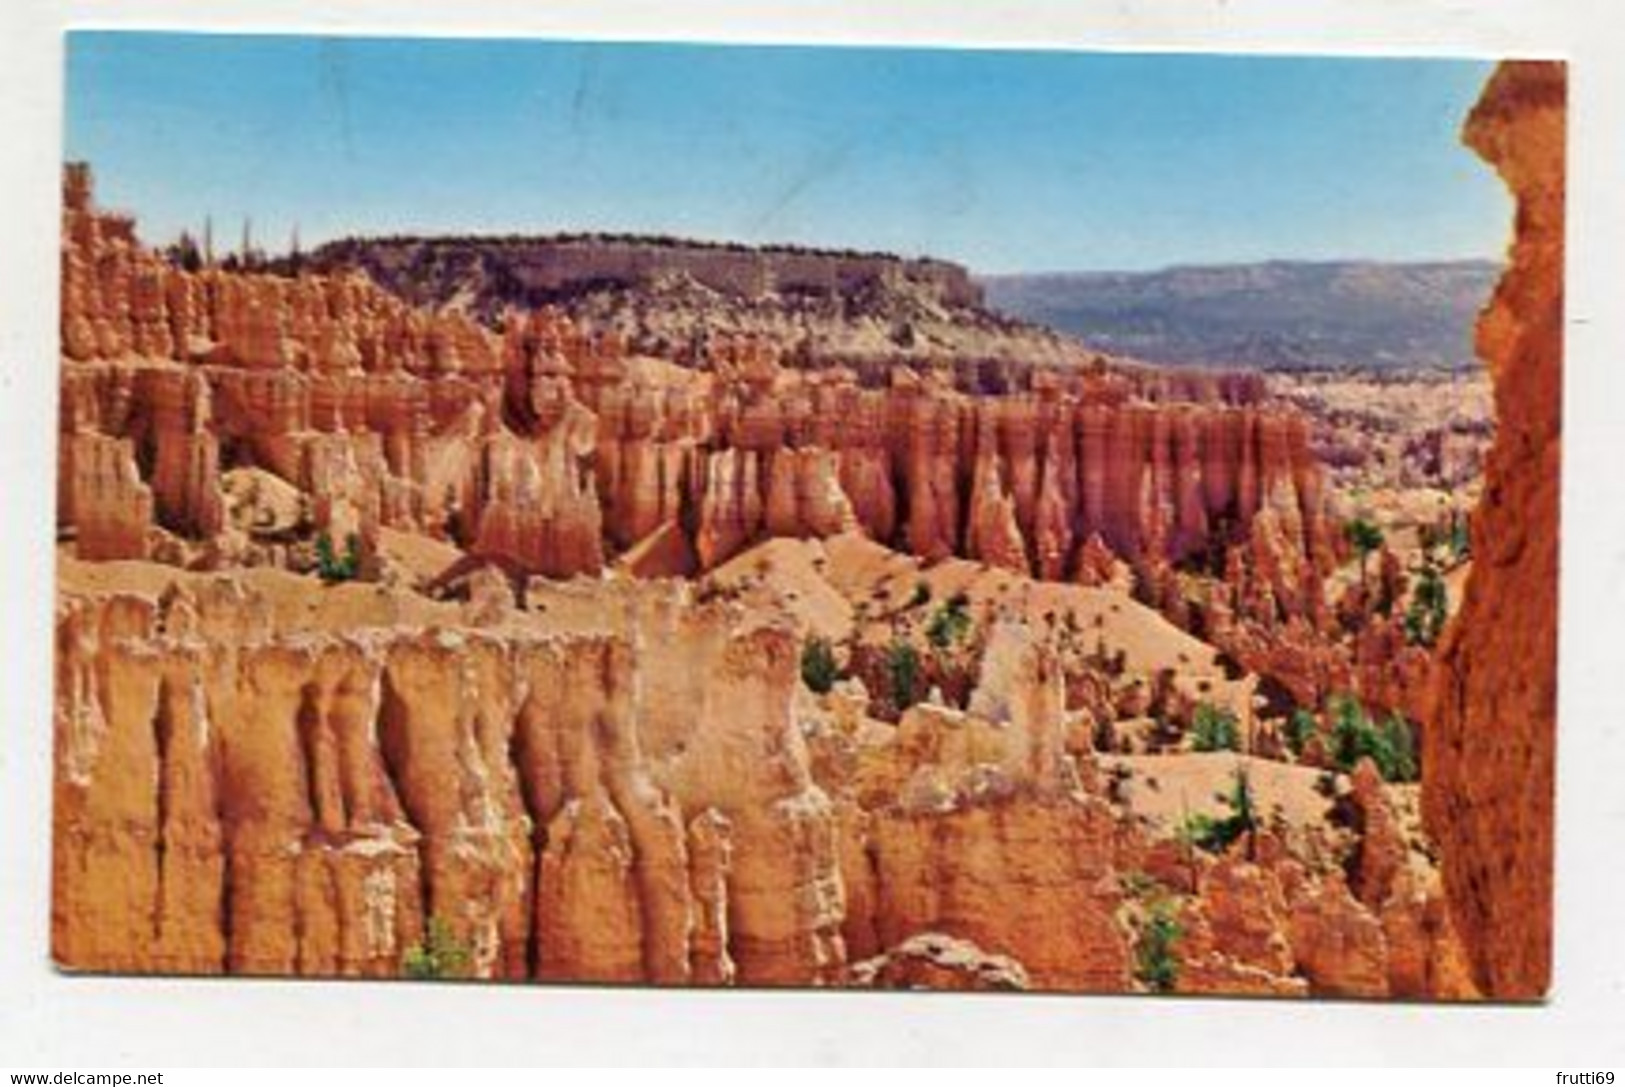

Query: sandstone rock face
left=1423, top=61, right=1564, bottom=1001
left=1284, top=872, right=1390, bottom=998
left=50, top=571, right=1115, bottom=988
left=59, top=432, right=153, bottom=561
left=52, top=577, right=846, bottom=985
left=863, top=797, right=1131, bottom=990
left=53, top=540, right=1482, bottom=999
left=59, top=168, right=1328, bottom=589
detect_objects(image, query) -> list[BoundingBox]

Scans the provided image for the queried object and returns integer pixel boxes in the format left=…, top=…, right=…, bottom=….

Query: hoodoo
left=58, top=166, right=1330, bottom=587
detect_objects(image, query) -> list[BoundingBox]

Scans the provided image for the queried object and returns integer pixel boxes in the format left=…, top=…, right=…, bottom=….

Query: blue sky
left=65, top=34, right=1507, bottom=275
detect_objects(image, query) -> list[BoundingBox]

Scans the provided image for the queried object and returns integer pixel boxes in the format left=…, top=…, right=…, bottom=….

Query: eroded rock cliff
left=1424, top=60, right=1565, bottom=1000
left=59, top=167, right=1329, bottom=594
left=53, top=550, right=1472, bottom=997
left=53, top=572, right=845, bottom=983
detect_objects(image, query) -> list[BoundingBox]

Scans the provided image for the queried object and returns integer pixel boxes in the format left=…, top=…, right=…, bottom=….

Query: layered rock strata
left=53, top=566, right=1471, bottom=997
left=53, top=576, right=843, bottom=983
left=303, top=234, right=987, bottom=313
left=60, top=166, right=1329, bottom=589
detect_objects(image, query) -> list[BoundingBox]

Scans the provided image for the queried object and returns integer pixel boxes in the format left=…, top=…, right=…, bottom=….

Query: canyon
left=50, top=61, right=1561, bottom=1001
left=59, top=160, right=1328, bottom=594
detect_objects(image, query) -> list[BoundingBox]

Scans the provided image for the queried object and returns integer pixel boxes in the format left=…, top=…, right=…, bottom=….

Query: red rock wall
left=54, top=579, right=1472, bottom=995
left=59, top=169, right=1328, bottom=587
left=52, top=582, right=1136, bottom=988
left=1424, top=60, right=1565, bottom=1000
left=52, top=584, right=847, bottom=983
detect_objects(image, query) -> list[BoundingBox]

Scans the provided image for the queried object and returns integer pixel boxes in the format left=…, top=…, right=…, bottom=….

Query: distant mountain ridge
left=981, top=259, right=1501, bottom=371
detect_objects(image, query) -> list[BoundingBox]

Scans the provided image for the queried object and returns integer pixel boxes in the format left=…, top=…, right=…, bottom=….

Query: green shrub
left=1344, top=517, right=1385, bottom=592
left=1178, top=812, right=1222, bottom=851
left=1134, top=900, right=1183, bottom=994
left=315, top=531, right=362, bottom=583
left=1448, top=515, right=1471, bottom=561
left=1378, top=712, right=1418, bottom=783
left=1404, top=560, right=1449, bottom=647
left=402, top=916, right=472, bottom=980
left=1224, top=765, right=1257, bottom=833
left=884, top=639, right=923, bottom=712
left=925, top=593, right=973, bottom=649
left=908, top=581, right=932, bottom=608
left=799, top=637, right=840, bottom=695
left=1190, top=702, right=1240, bottom=753
left=1180, top=767, right=1258, bottom=854
left=1329, top=694, right=1418, bottom=783
left=1330, top=694, right=1373, bottom=770
left=1285, top=708, right=1318, bottom=757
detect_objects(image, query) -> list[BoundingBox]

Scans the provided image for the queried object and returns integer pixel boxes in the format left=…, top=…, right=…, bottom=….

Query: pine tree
left=1344, top=517, right=1384, bottom=595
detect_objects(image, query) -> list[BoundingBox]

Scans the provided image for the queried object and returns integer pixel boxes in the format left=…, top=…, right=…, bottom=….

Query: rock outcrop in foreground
left=1424, top=60, right=1564, bottom=1000
left=53, top=558, right=1472, bottom=997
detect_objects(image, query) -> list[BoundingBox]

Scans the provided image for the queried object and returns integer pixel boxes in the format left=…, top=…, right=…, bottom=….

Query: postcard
left=53, top=33, right=1563, bottom=1000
